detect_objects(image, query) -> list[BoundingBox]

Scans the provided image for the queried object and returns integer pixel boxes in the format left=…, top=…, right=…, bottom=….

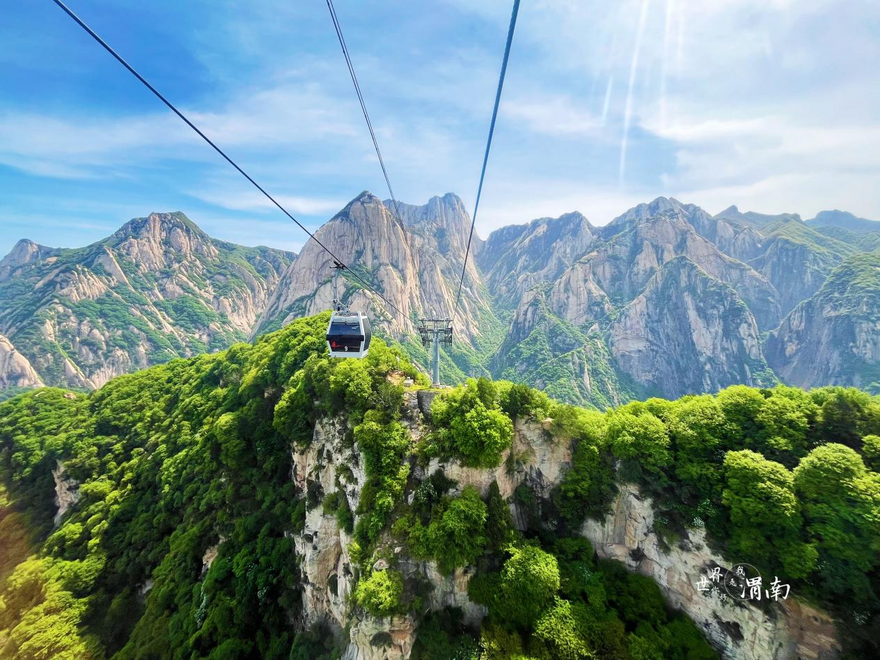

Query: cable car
left=326, top=311, right=371, bottom=358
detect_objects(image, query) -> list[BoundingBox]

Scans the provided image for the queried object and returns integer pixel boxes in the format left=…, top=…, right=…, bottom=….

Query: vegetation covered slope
left=1, top=315, right=880, bottom=658
left=0, top=212, right=293, bottom=391
left=766, top=251, right=880, bottom=394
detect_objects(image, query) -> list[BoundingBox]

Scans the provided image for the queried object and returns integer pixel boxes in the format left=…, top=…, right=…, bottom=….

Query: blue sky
left=1, top=0, right=879, bottom=257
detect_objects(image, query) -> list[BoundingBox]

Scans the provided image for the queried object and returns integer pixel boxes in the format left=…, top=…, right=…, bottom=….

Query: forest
left=1, top=312, right=879, bottom=659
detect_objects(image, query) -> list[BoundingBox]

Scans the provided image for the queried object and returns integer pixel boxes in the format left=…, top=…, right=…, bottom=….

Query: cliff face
left=0, top=334, right=43, bottom=390
left=255, top=192, right=498, bottom=344
left=609, top=257, right=773, bottom=399
left=291, top=400, right=840, bottom=660
left=583, top=484, right=840, bottom=660
left=478, top=212, right=596, bottom=308
left=748, top=236, right=839, bottom=317
left=765, top=252, right=880, bottom=390
left=0, top=212, right=293, bottom=389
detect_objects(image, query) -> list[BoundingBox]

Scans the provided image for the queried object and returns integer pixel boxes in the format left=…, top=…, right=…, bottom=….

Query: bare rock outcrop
left=52, top=460, right=80, bottom=526
left=0, top=334, right=43, bottom=389
left=765, top=252, right=880, bottom=390
left=609, top=257, right=774, bottom=398
left=583, top=483, right=841, bottom=660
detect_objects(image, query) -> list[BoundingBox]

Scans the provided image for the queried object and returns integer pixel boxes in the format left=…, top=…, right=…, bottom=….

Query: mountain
left=0, top=212, right=293, bottom=389
left=765, top=251, right=880, bottom=393
left=486, top=198, right=783, bottom=405
left=254, top=192, right=504, bottom=381
left=807, top=209, right=880, bottom=234
left=1, top=317, right=874, bottom=658
left=489, top=287, right=638, bottom=409
left=3, top=193, right=878, bottom=408
left=0, top=335, right=43, bottom=390
left=714, top=204, right=802, bottom=230
left=477, top=211, right=596, bottom=308
left=256, top=192, right=491, bottom=335
left=608, top=257, right=774, bottom=399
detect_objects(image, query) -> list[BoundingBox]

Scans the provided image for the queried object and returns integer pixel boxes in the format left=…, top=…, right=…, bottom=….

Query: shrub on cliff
left=431, top=378, right=514, bottom=468
left=354, top=569, right=403, bottom=618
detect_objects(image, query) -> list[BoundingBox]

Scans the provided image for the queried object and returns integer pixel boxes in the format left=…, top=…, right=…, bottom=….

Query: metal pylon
left=417, top=319, right=453, bottom=387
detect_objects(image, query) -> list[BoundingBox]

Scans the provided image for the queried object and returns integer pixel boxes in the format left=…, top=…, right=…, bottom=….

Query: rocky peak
left=807, top=209, right=880, bottom=234
left=714, top=206, right=802, bottom=231
left=606, top=196, right=681, bottom=229
left=109, top=212, right=216, bottom=267
left=0, top=239, right=57, bottom=282
left=254, top=191, right=496, bottom=344
left=1, top=238, right=54, bottom=266
left=385, top=192, right=474, bottom=256
left=114, top=212, right=207, bottom=242
left=479, top=211, right=597, bottom=307
left=256, top=191, right=420, bottom=335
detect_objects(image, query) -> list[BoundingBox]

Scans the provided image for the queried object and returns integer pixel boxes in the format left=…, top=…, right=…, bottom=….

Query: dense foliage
left=426, top=538, right=717, bottom=660
left=548, top=385, right=880, bottom=654
left=2, top=313, right=879, bottom=658
left=0, top=313, right=424, bottom=658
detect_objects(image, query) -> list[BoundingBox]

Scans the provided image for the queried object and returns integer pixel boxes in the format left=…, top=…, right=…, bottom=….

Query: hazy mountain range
left=1, top=192, right=878, bottom=406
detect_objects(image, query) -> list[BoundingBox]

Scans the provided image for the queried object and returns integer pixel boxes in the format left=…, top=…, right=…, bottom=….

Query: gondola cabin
left=326, top=311, right=371, bottom=358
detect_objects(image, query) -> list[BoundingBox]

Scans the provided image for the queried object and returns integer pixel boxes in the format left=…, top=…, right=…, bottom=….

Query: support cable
left=452, top=0, right=521, bottom=319
left=49, top=0, right=406, bottom=318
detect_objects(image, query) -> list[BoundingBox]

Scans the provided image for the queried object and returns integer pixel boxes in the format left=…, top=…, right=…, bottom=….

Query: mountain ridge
left=3, top=193, right=879, bottom=403
left=0, top=211, right=294, bottom=389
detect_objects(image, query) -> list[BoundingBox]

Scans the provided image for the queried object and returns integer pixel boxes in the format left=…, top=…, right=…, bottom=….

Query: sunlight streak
left=676, top=0, right=686, bottom=73
left=660, top=0, right=675, bottom=130
left=601, top=75, right=615, bottom=127
left=619, top=0, right=652, bottom=187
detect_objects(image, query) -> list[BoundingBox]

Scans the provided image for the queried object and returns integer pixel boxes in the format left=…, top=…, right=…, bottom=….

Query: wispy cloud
left=1, top=0, right=879, bottom=256
left=189, top=188, right=346, bottom=216
left=503, top=95, right=601, bottom=137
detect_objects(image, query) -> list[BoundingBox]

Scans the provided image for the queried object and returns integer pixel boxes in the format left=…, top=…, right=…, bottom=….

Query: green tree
left=432, top=380, right=514, bottom=468
left=531, top=597, right=592, bottom=659
left=861, top=434, right=880, bottom=471
left=754, top=388, right=816, bottom=461
left=354, top=569, right=404, bottom=617
left=485, top=481, right=516, bottom=555
left=667, top=395, right=727, bottom=497
left=426, top=487, right=488, bottom=574
left=497, top=545, right=561, bottom=628
left=606, top=411, right=671, bottom=479
left=722, top=450, right=816, bottom=579
left=793, top=444, right=880, bottom=605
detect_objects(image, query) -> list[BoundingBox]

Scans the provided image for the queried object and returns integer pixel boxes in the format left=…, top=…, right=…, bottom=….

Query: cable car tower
left=417, top=318, right=452, bottom=387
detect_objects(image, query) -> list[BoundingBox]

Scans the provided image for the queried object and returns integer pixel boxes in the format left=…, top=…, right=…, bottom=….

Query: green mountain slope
left=807, top=209, right=880, bottom=234
left=0, top=213, right=293, bottom=390
left=1, top=315, right=879, bottom=658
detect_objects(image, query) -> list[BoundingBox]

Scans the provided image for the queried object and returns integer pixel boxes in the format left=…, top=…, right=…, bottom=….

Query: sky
left=1, top=0, right=879, bottom=256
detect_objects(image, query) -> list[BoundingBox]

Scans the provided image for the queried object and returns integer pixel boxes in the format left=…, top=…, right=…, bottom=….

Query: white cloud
left=503, top=95, right=601, bottom=136
left=188, top=188, right=346, bottom=216
left=0, top=79, right=361, bottom=179
left=4, top=0, right=880, bottom=244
